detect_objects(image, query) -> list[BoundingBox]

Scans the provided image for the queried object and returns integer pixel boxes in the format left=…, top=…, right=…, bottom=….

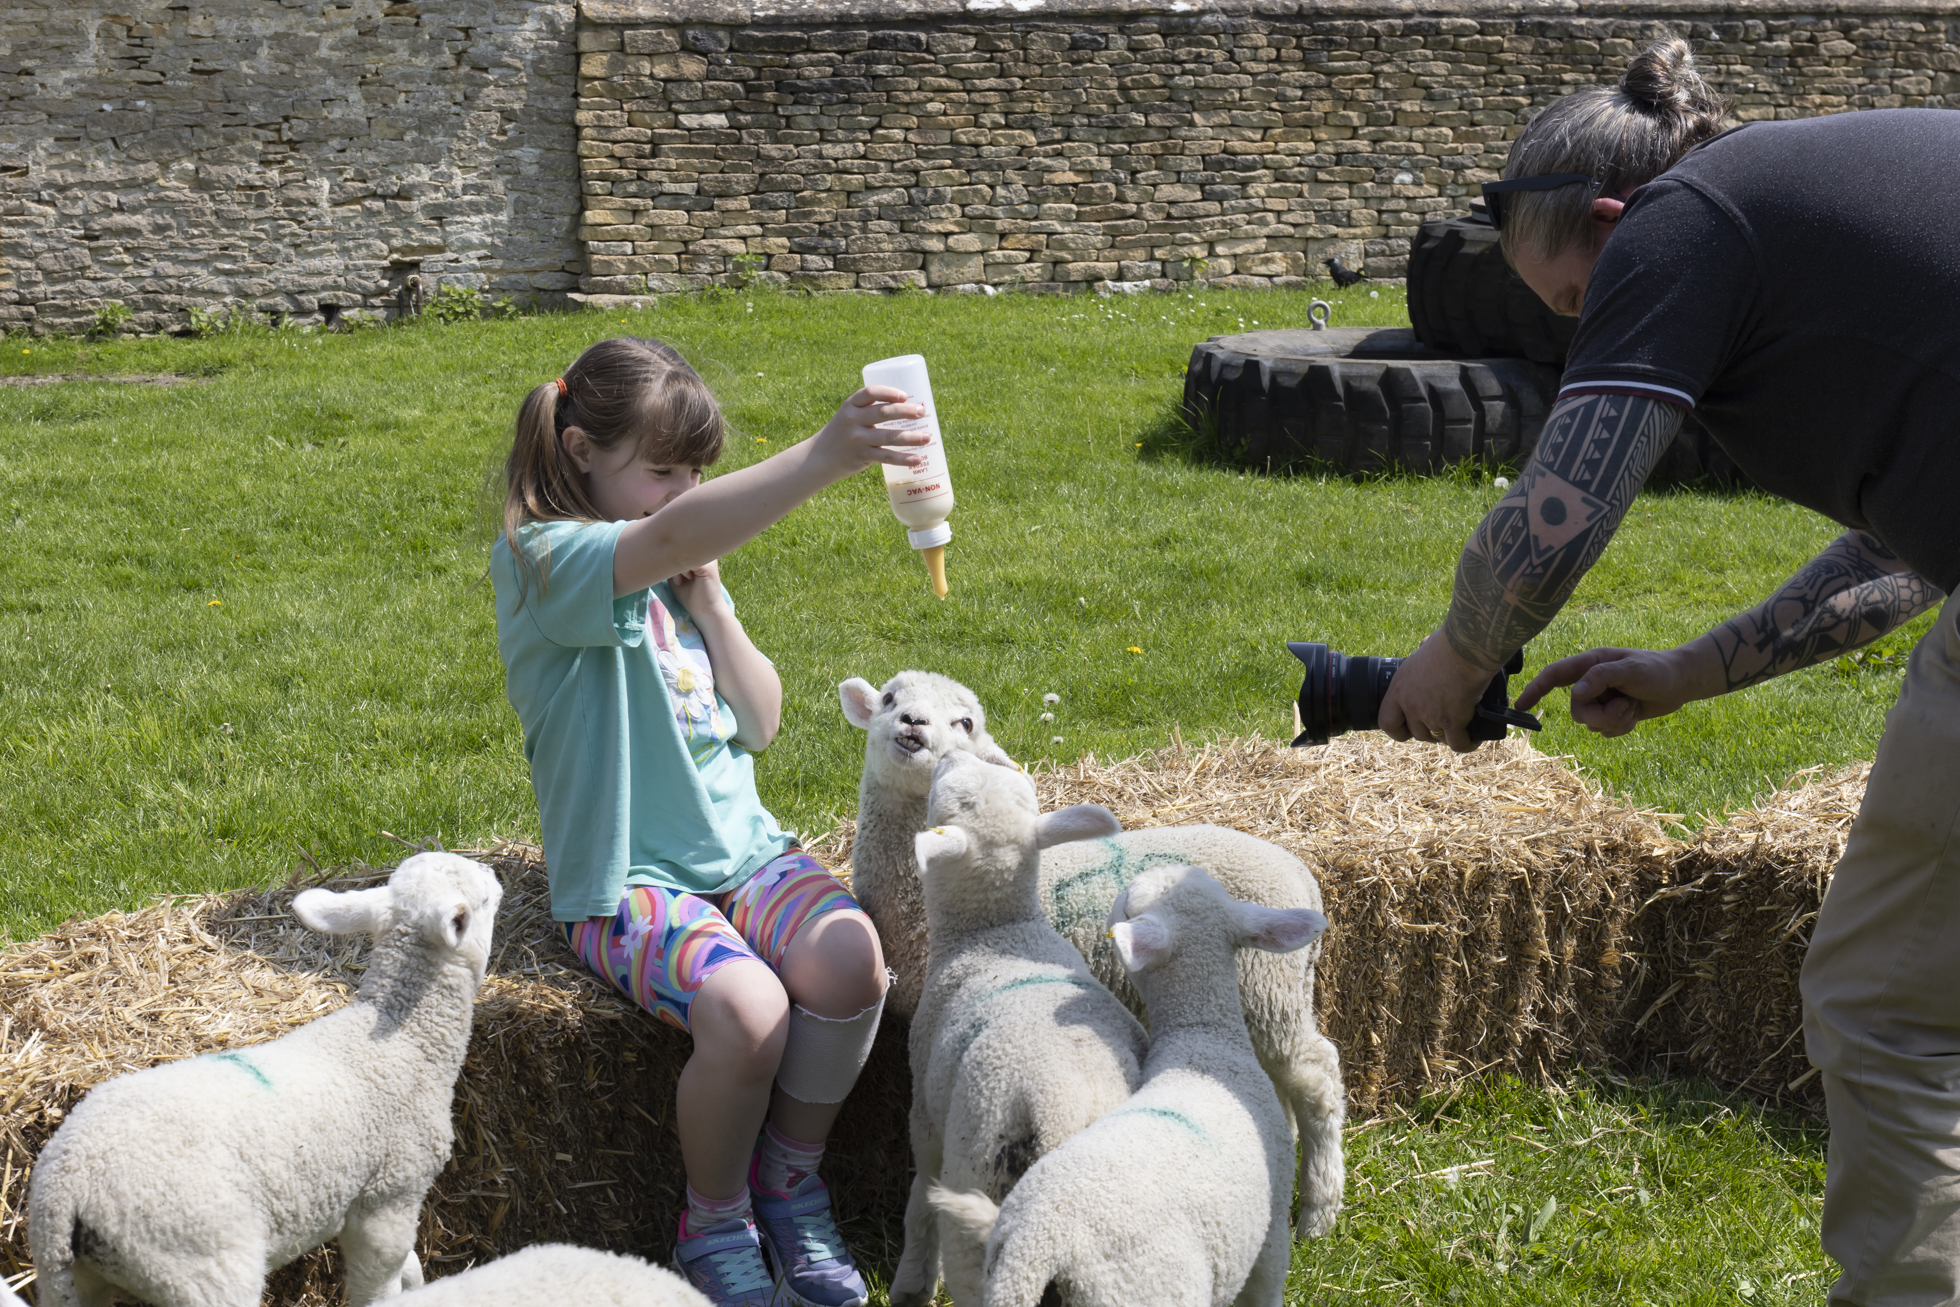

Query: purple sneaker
left=673, top=1215, right=779, bottom=1307
left=750, top=1174, right=869, bottom=1307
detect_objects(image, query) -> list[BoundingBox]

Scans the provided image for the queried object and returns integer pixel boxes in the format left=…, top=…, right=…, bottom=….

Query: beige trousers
left=1803, top=601, right=1960, bottom=1307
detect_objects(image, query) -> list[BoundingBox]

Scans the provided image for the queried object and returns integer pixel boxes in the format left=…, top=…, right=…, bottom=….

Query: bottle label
left=878, top=417, right=945, bottom=486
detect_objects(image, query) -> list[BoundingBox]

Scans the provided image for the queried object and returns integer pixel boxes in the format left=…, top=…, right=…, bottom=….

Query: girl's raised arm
left=610, top=387, right=926, bottom=598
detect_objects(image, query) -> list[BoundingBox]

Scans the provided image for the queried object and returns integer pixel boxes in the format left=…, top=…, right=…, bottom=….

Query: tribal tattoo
left=1444, top=393, right=1683, bottom=670
left=1706, top=530, right=1943, bottom=692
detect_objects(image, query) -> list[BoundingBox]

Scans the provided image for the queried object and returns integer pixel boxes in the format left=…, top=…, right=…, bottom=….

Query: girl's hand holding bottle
left=812, top=385, right=931, bottom=479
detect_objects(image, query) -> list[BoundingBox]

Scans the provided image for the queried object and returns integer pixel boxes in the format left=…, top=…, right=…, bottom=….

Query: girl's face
left=563, top=428, right=703, bottom=521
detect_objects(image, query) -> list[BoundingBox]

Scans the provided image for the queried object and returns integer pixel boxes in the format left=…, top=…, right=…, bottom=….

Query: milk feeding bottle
left=862, top=353, right=956, bottom=596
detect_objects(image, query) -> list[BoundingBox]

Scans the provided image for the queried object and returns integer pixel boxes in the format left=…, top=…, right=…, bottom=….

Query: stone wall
left=570, top=0, right=1959, bottom=299
left=5, top=1, right=1956, bottom=332
left=2, top=0, right=583, bottom=334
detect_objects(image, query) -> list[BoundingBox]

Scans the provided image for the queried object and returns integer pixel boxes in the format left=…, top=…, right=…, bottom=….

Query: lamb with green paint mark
left=930, top=864, right=1326, bottom=1307
left=392, top=1243, right=708, bottom=1305
left=841, top=672, right=1344, bottom=1238
left=28, top=852, right=503, bottom=1307
left=890, top=751, right=1148, bottom=1307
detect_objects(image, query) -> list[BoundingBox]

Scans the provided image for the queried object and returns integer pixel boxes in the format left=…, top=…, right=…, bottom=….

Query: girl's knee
left=691, top=961, right=789, bottom=1079
left=783, top=910, right=887, bottom=1016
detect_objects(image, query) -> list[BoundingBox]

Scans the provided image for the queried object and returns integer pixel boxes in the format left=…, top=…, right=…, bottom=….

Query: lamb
left=891, top=750, right=1149, bottom=1307
left=391, top=1244, right=708, bottom=1306
left=931, top=864, right=1327, bottom=1307
left=28, top=852, right=504, bottom=1307
left=841, top=672, right=1345, bottom=1237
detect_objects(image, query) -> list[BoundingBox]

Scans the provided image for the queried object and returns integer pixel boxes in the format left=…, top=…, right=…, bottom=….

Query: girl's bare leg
left=677, top=958, right=789, bottom=1200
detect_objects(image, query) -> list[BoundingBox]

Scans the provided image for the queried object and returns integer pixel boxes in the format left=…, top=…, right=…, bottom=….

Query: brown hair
left=501, top=336, right=724, bottom=596
left=1499, top=37, right=1730, bottom=264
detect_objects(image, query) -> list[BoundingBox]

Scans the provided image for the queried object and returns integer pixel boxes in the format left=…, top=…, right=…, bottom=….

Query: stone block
left=625, top=29, right=682, bottom=55
left=923, top=250, right=986, bottom=285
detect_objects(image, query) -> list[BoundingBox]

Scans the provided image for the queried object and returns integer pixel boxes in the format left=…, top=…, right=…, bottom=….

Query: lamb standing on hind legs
left=28, top=853, right=503, bottom=1307
left=931, top=865, right=1327, bottom=1307
left=840, top=672, right=1345, bottom=1236
left=891, top=750, right=1148, bottom=1307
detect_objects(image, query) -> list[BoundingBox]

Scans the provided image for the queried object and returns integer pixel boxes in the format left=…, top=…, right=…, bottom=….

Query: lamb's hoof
left=888, top=1281, right=937, bottom=1307
left=1296, top=1202, right=1340, bottom=1240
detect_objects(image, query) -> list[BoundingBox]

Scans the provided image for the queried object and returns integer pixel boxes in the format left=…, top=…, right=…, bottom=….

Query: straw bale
left=0, top=742, right=1867, bottom=1302
left=0, top=846, right=911, bottom=1306
left=1037, top=736, right=1679, bottom=1113
left=1615, top=763, right=1866, bottom=1118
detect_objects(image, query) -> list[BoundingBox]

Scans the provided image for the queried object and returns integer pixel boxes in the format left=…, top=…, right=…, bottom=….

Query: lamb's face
left=839, top=671, right=1013, bottom=796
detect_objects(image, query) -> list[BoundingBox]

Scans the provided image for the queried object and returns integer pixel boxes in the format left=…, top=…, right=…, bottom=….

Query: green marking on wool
left=1108, top=1106, right=1212, bottom=1145
left=211, top=1052, right=273, bottom=1093
left=1047, top=840, right=1192, bottom=932
left=948, top=973, right=1097, bottom=1064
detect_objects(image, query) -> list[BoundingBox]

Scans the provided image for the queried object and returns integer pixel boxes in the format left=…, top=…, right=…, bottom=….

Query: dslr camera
left=1287, top=644, right=1544, bottom=747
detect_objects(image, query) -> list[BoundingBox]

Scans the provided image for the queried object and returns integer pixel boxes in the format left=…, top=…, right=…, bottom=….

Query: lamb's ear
left=1231, top=904, right=1328, bottom=954
left=292, top=885, right=394, bottom=936
left=429, top=900, right=472, bottom=950
left=914, top=825, right=971, bottom=878
left=1036, top=803, right=1121, bottom=849
left=839, top=678, right=880, bottom=730
left=1108, top=915, right=1170, bottom=973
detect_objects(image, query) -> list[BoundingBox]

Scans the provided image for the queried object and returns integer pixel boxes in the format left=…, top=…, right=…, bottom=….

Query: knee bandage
left=775, top=991, right=886, bottom=1105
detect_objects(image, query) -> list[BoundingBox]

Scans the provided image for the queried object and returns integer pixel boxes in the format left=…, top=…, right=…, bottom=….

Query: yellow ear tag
left=930, top=827, right=947, bottom=834
left=1104, top=927, right=1116, bottom=938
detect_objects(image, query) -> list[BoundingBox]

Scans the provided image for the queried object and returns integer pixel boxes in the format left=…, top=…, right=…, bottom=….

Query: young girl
left=490, top=337, right=927, bottom=1307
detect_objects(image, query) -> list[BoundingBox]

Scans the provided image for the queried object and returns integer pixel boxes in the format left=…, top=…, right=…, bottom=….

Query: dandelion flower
left=1051, top=736, right=1064, bottom=745
left=1370, top=290, right=1380, bottom=299
left=208, top=600, right=222, bottom=607
left=1042, top=692, right=1060, bottom=705
left=1077, top=597, right=1087, bottom=606
left=1494, top=476, right=1511, bottom=490
left=756, top=438, right=769, bottom=444
left=1040, top=712, right=1054, bottom=722
left=1127, top=646, right=1143, bottom=654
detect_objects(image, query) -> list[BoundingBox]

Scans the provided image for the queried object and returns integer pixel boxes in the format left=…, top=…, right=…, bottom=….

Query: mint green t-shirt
left=490, top=519, right=793, bottom=921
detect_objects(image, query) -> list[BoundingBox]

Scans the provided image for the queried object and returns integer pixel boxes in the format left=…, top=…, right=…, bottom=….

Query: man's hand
left=1378, top=631, right=1500, bottom=754
left=1515, top=645, right=1715, bottom=738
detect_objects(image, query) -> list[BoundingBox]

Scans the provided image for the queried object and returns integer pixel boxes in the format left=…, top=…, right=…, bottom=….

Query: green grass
left=0, top=287, right=1863, bottom=1299
left=1287, top=1074, right=1833, bottom=1306
left=0, top=286, right=1925, bottom=939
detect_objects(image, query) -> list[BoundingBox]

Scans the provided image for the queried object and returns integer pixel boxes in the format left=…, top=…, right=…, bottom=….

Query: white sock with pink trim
left=754, top=1121, right=826, bottom=1197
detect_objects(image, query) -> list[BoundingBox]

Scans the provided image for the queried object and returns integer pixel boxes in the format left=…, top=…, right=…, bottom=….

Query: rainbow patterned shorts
left=563, top=850, right=859, bottom=1032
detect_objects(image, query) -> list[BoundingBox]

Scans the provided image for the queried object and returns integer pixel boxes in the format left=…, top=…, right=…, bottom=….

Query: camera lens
left=1289, top=643, right=1403, bottom=745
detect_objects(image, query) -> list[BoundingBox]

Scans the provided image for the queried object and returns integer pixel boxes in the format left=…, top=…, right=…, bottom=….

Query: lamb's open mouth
left=894, top=732, right=927, bottom=755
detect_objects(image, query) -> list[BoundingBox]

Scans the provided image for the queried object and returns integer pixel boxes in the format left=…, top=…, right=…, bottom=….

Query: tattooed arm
left=1378, top=392, right=1682, bottom=751
left=1514, top=530, right=1942, bottom=737
left=1699, top=530, right=1940, bottom=690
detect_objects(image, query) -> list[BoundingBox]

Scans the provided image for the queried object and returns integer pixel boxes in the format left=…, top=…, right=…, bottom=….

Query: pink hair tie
left=554, top=377, right=569, bottom=398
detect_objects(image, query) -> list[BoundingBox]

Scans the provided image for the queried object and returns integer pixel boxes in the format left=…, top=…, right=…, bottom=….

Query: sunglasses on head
left=1479, top=173, right=1600, bottom=231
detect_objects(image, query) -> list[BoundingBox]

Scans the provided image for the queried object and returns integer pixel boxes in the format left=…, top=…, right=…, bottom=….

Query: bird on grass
left=1324, top=257, right=1366, bottom=288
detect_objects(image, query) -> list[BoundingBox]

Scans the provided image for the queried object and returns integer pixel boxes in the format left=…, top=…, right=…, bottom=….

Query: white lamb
left=28, top=852, right=504, bottom=1307
left=932, top=864, right=1327, bottom=1307
left=391, top=1244, right=708, bottom=1305
left=841, top=672, right=1345, bottom=1237
left=892, top=750, right=1149, bottom=1307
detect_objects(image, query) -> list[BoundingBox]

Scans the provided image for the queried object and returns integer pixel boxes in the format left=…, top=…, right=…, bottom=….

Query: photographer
left=1376, top=39, right=1959, bottom=1306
